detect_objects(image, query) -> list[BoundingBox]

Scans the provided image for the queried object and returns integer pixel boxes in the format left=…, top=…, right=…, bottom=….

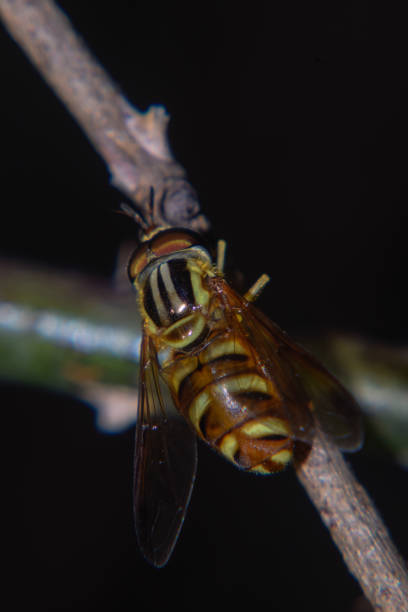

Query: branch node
left=122, top=101, right=172, bottom=162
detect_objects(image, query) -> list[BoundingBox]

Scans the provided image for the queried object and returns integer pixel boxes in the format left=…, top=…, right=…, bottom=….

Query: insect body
left=128, top=224, right=363, bottom=567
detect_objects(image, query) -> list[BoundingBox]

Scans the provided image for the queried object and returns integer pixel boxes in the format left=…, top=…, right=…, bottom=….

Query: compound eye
left=151, top=230, right=200, bottom=257
left=128, top=243, right=149, bottom=282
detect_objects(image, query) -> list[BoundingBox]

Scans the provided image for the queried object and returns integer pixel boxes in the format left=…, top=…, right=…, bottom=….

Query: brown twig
left=0, top=0, right=209, bottom=231
left=296, top=429, right=408, bottom=610
left=1, top=1, right=407, bottom=609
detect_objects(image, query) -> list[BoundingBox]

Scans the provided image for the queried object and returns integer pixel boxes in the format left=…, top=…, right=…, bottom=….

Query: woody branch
left=0, top=0, right=209, bottom=232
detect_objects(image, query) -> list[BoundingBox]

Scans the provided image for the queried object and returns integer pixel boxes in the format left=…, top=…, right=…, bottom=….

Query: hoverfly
left=124, top=197, right=363, bottom=567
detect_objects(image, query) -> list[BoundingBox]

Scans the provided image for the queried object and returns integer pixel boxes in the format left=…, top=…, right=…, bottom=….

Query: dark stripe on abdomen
left=187, top=370, right=274, bottom=441
left=206, top=353, right=249, bottom=365
left=177, top=352, right=249, bottom=401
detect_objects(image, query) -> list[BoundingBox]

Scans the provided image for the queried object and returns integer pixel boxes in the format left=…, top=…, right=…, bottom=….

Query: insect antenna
left=119, top=201, right=150, bottom=232
left=120, top=187, right=167, bottom=231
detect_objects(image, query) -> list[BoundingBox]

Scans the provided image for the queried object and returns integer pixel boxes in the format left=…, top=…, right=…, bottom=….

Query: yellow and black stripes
left=131, top=226, right=294, bottom=473
left=143, top=259, right=194, bottom=327
left=160, top=260, right=194, bottom=319
left=164, top=332, right=294, bottom=473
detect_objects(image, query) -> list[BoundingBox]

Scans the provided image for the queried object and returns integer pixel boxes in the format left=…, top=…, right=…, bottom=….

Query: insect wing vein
left=246, top=303, right=363, bottom=450
left=213, top=279, right=363, bottom=451
left=134, top=331, right=197, bottom=567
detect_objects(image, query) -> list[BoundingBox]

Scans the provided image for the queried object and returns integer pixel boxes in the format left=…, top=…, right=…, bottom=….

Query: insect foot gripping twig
left=295, top=427, right=408, bottom=611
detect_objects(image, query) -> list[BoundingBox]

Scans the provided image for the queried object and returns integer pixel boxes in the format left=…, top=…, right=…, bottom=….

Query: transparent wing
left=134, top=329, right=197, bottom=567
left=215, top=279, right=363, bottom=451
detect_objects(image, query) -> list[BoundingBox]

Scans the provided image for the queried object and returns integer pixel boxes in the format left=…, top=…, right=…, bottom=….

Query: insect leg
left=244, top=273, right=270, bottom=302
left=216, top=240, right=227, bottom=273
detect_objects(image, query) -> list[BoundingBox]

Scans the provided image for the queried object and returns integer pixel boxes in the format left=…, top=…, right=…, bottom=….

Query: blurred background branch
left=1, top=257, right=407, bottom=465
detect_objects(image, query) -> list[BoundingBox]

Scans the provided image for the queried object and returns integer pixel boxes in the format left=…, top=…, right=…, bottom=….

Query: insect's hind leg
left=244, top=273, right=270, bottom=302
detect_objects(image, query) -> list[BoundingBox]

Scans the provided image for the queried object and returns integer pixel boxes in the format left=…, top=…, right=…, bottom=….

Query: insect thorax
left=138, top=250, right=214, bottom=350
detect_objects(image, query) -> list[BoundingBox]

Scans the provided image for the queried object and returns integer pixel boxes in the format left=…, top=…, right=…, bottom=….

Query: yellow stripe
left=272, top=449, right=292, bottom=464
left=189, top=388, right=212, bottom=432
left=201, top=337, right=248, bottom=364
left=168, top=356, right=198, bottom=395
left=150, top=267, right=169, bottom=325
left=189, top=373, right=274, bottom=436
left=218, top=373, right=271, bottom=395
left=219, top=433, right=239, bottom=461
left=250, top=449, right=292, bottom=473
left=241, top=417, right=290, bottom=439
left=160, top=262, right=187, bottom=316
left=188, top=265, right=210, bottom=308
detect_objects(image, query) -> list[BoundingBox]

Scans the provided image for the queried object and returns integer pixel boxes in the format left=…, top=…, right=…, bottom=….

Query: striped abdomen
left=163, top=329, right=294, bottom=474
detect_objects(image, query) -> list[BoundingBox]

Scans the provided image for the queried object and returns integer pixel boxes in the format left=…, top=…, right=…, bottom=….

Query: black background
left=1, top=2, right=407, bottom=611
